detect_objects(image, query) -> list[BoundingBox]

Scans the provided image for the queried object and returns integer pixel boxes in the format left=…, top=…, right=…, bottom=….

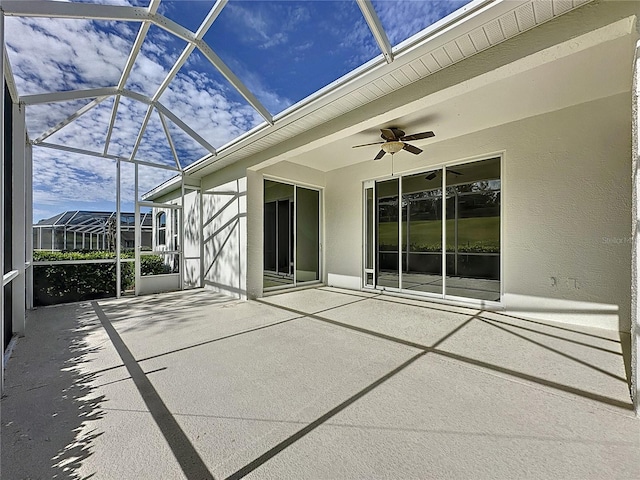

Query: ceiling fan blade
left=374, top=150, right=386, bottom=160
left=352, top=141, right=385, bottom=148
left=401, top=131, right=435, bottom=141
left=380, top=128, right=398, bottom=141
left=448, top=169, right=463, bottom=175
left=403, top=143, right=422, bottom=155
left=390, top=127, right=405, bottom=139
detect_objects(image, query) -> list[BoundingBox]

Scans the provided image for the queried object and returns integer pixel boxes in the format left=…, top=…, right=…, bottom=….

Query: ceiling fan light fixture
left=381, top=141, right=404, bottom=154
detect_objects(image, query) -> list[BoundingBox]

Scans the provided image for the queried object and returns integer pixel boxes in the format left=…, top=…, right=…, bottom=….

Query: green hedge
left=33, top=250, right=170, bottom=306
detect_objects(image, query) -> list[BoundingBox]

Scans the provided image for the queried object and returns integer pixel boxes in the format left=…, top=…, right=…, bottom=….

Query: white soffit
left=186, top=0, right=596, bottom=178
left=289, top=20, right=637, bottom=173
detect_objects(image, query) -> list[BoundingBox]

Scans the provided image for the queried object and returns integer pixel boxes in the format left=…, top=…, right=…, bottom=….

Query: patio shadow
left=1, top=304, right=106, bottom=480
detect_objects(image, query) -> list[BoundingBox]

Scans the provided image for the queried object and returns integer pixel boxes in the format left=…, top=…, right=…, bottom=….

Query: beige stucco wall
left=323, top=92, right=632, bottom=332
left=201, top=174, right=247, bottom=299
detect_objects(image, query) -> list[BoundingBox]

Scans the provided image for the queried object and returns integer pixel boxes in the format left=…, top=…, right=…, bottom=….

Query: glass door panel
left=402, top=171, right=443, bottom=295
left=376, top=178, right=399, bottom=288
left=444, top=158, right=501, bottom=301
left=296, top=187, right=320, bottom=283
left=277, top=199, right=291, bottom=275
left=264, top=180, right=294, bottom=288
left=264, top=202, right=277, bottom=271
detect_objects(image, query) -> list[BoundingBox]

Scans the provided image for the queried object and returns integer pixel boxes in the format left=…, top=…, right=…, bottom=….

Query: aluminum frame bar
left=129, top=106, right=154, bottom=162
left=25, top=143, right=33, bottom=310
left=158, top=111, right=181, bottom=170
left=35, top=95, right=110, bottom=143
left=11, top=102, right=26, bottom=335
left=3, top=47, right=18, bottom=102
left=103, top=0, right=160, bottom=154
left=2, top=1, right=149, bottom=22
left=356, top=0, right=394, bottom=64
left=116, top=159, right=121, bottom=298
left=196, top=42, right=273, bottom=124
left=24, top=87, right=216, bottom=155
left=1, top=7, right=5, bottom=395
left=21, top=87, right=119, bottom=105
left=150, top=0, right=227, bottom=103
left=5, top=1, right=271, bottom=123
left=154, top=102, right=217, bottom=154
left=35, top=141, right=181, bottom=172
left=104, top=0, right=160, bottom=156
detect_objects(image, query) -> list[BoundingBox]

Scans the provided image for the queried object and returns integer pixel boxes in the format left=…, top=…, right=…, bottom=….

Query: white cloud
left=225, top=3, right=310, bottom=50
left=372, top=0, right=470, bottom=46
left=4, top=3, right=303, bottom=220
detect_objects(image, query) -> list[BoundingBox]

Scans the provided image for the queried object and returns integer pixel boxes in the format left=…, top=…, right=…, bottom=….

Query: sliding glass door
left=444, top=160, right=501, bottom=300
left=402, top=171, right=443, bottom=295
left=264, top=180, right=321, bottom=290
left=364, top=157, right=501, bottom=302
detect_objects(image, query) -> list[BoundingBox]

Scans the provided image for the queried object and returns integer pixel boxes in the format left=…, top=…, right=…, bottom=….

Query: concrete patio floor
left=1, top=287, right=638, bottom=479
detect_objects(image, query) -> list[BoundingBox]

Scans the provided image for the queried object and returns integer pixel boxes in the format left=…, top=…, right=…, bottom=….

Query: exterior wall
left=202, top=169, right=247, bottom=299
left=324, top=93, right=632, bottom=332
left=198, top=160, right=327, bottom=300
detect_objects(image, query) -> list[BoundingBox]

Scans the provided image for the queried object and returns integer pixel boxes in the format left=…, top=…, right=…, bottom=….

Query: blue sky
left=5, top=0, right=471, bottom=222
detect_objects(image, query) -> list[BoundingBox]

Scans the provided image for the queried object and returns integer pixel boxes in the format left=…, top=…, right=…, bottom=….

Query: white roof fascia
left=142, top=174, right=182, bottom=200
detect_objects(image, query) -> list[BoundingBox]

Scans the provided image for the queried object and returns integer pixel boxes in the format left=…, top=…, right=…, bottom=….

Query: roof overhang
left=180, top=0, right=602, bottom=180
left=145, top=0, right=639, bottom=200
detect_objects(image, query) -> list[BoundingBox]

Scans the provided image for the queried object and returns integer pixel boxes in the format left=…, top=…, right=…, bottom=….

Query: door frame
left=263, top=176, right=323, bottom=292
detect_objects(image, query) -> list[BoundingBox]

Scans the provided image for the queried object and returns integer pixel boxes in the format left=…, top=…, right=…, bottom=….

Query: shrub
left=33, top=250, right=169, bottom=306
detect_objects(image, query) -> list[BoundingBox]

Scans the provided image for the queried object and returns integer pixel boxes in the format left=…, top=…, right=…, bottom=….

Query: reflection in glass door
left=376, top=178, right=399, bottom=288
left=365, top=157, right=501, bottom=302
left=445, top=159, right=501, bottom=301
left=401, top=171, right=443, bottom=295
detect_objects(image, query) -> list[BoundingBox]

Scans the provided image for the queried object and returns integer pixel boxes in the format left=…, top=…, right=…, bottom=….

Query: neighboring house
left=33, top=211, right=153, bottom=251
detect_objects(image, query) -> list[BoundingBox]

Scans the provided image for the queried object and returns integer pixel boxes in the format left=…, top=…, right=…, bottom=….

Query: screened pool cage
left=1, top=0, right=478, bottom=307
left=33, top=211, right=153, bottom=251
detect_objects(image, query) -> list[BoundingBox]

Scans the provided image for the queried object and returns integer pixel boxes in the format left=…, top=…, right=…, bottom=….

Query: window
left=157, top=212, right=166, bottom=246
left=172, top=210, right=179, bottom=250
